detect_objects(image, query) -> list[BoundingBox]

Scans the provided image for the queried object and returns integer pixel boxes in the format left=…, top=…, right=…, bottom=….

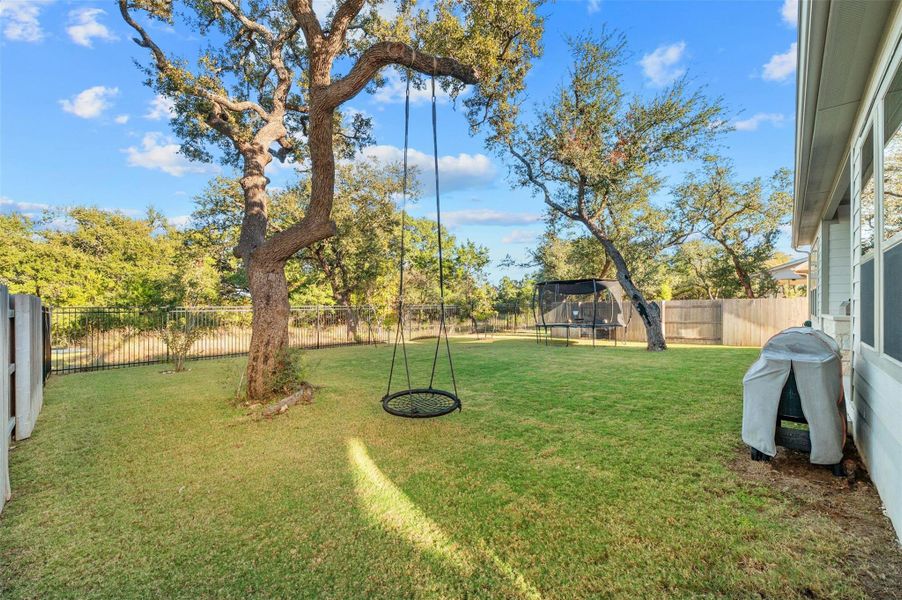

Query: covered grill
left=742, top=327, right=846, bottom=473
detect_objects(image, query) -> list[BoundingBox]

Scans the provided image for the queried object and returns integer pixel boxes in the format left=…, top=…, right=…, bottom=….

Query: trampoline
left=532, top=279, right=627, bottom=347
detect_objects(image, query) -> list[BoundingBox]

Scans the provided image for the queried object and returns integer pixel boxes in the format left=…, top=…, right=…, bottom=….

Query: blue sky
left=0, top=0, right=799, bottom=281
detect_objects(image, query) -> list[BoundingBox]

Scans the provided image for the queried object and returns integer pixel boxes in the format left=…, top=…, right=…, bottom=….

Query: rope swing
left=382, top=63, right=461, bottom=418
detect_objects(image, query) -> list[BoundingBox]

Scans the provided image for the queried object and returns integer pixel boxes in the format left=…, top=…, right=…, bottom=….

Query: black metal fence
left=49, top=303, right=535, bottom=374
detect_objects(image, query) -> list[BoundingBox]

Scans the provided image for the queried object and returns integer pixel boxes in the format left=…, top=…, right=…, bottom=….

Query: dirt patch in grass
left=733, top=443, right=902, bottom=599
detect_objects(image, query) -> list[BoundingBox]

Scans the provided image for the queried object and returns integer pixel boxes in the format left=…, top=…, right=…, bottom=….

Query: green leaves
left=671, top=157, right=793, bottom=298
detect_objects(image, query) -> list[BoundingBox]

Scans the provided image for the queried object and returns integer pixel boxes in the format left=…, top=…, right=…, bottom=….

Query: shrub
left=159, top=317, right=205, bottom=372
left=268, top=347, right=311, bottom=397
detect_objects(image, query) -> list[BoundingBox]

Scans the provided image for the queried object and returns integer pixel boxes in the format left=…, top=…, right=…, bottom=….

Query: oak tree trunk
left=245, top=258, right=291, bottom=400
left=594, top=235, right=667, bottom=351
left=715, top=239, right=756, bottom=298
left=335, top=293, right=359, bottom=341
left=235, top=156, right=294, bottom=400
left=241, top=97, right=338, bottom=400
left=729, top=253, right=756, bottom=298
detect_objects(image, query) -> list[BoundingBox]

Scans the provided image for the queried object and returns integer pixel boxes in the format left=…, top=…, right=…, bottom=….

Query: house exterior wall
left=799, top=1, right=902, bottom=538
left=820, top=7, right=902, bottom=538
left=825, top=220, right=851, bottom=315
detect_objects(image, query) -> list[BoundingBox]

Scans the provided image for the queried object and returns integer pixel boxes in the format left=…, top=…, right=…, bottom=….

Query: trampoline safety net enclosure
left=532, top=279, right=627, bottom=346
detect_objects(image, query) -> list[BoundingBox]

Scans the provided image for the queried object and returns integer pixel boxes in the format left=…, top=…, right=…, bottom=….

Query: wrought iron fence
left=49, top=303, right=535, bottom=374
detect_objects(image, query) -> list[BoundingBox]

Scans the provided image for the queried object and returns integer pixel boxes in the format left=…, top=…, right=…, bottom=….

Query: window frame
left=875, top=47, right=902, bottom=368
left=854, top=117, right=878, bottom=352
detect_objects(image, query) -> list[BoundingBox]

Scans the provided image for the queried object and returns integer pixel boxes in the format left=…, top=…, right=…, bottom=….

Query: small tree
left=120, top=0, right=543, bottom=399
left=160, top=315, right=206, bottom=372
left=447, top=240, right=492, bottom=333
left=505, top=33, right=724, bottom=350
left=672, top=157, right=792, bottom=298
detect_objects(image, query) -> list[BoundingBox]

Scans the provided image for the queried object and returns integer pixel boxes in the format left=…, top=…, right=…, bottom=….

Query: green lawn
left=0, top=338, right=863, bottom=598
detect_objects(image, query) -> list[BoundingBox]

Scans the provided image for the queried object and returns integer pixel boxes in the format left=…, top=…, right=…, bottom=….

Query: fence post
left=316, top=305, right=321, bottom=349
left=661, top=300, right=666, bottom=342
left=164, top=308, right=170, bottom=364
left=719, top=300, right=725, bottom=345
left=13, top=295, right=43, bottom=441
left=1, top=285, right=11, bottom=513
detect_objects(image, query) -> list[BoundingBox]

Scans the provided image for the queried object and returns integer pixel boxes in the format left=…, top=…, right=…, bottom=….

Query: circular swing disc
left=382, top=388, right=461, bottom=418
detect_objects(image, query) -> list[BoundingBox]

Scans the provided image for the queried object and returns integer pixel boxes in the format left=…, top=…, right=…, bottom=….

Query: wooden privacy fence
left=1, top=286, right=47, bottom=514
left=620, top=297, right=808, bottom=346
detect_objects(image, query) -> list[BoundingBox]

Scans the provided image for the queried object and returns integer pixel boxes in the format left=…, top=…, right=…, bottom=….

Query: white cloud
left=640, top=42, right=687, bottom=87
left=0, top=0, right=51, bottom=42
left=372, top=69, right=452, bottom=105
left=359, top=145, right=496, bottom=192
left=733, top=112, right=786, bottom=132
left=442, top=209, right=541, bottom=227
left=587, top=0, right=601, bottom=14
left=762, top=42, right=797, bottom=82
left=145, top=95, right=176, bottom=120
left=66, top=7, right=117, bottom=47
left=0, top=197, right=50, bottom=218
left=501, top=229, right=540, bottom=244
left=781, top=0, right=798, bottom=27
left=114, top=114, right=130, bottom=125
left=167, top=214, right=192, bottom=229
left=59, top=86, right=119, bottom=119
left=124, top=132, right=213, bottom=177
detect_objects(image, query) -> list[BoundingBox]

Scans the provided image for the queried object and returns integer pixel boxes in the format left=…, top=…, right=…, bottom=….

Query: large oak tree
left=505, top=33, right=724, bottom=350
left=119, top=0, right=543, bottom=399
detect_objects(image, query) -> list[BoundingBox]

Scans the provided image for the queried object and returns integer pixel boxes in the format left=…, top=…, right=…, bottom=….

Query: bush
left=159, top=317, right=205, bottom=372
left=268, top=347, right=311, bottom=397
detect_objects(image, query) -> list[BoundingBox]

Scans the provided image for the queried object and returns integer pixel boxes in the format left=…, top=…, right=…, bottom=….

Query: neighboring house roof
left=793, top=0, right=897, bottom=247
left=767, top=257, right=809, bottom=282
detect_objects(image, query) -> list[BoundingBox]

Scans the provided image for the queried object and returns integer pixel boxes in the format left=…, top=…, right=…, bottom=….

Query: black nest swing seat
left=382, top=388, right=460, bottom=418
left=381, top=66, right=460, bottom=419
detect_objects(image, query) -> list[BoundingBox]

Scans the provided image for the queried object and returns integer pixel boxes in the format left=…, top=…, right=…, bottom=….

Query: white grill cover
left=742, top=327, right=846, bottom=464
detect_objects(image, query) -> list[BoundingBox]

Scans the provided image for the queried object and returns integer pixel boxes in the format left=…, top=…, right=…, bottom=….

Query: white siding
left=852, top=351, right=902, bottom=534
left=826, top=221, right=851, bottom=314
left=848, top=68, right=902, bottom=538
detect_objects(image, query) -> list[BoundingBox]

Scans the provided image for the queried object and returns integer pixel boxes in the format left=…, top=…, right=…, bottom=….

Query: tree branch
left=323, top=42, right=479, bottom=108
left=210, top=0, right=273, bottom=42
left=288, top=0, right=323, bottom=46
left=325, top=0, right=365, bottom=58
left=119, top=0, right=268, bottom=120
left=508, top=144, right=580, bottom=221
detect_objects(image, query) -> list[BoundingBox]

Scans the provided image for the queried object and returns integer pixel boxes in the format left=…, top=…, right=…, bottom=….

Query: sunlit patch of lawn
left=0, top=339, right=866, bottom=598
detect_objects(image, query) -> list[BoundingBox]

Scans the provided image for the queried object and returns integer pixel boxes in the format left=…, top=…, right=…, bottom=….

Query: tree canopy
left=672, top=157, right=792, bottom=298
left=0, top=208, right=216, bottom=307
left=505, top=32, right=726, bottom=350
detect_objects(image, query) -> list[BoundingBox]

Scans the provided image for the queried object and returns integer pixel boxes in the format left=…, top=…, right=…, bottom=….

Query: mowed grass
left=0, top=338, right=862, bottom=599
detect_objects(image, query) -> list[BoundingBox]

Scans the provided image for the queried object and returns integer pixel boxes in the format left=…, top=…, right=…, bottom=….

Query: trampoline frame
left=532, top=278, right=626, bottom=347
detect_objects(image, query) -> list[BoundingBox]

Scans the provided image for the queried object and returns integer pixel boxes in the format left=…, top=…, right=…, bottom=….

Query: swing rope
left=384, top=67, right=414, bottom=398
left=428, top=62, right=458, bottom=396
left=382, top=61, right=461, bottom=418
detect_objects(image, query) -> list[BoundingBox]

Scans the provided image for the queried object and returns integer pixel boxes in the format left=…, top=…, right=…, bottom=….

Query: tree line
left=0, top=160, right=504, bottom=324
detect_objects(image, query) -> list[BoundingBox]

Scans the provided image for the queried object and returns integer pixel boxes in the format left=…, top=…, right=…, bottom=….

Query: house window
left=885, top=243, right=902, bottom=360
left=882, top=63, right=902, bottom=361
left=861, top=128, right=876, bottom=256
left=859, top=125, right=876, bottom=348
left=862, top=259, right=875, bottom=347
left=884, top=64, right=902, bottom=244
left=809, top=238, right=819, bottom=317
